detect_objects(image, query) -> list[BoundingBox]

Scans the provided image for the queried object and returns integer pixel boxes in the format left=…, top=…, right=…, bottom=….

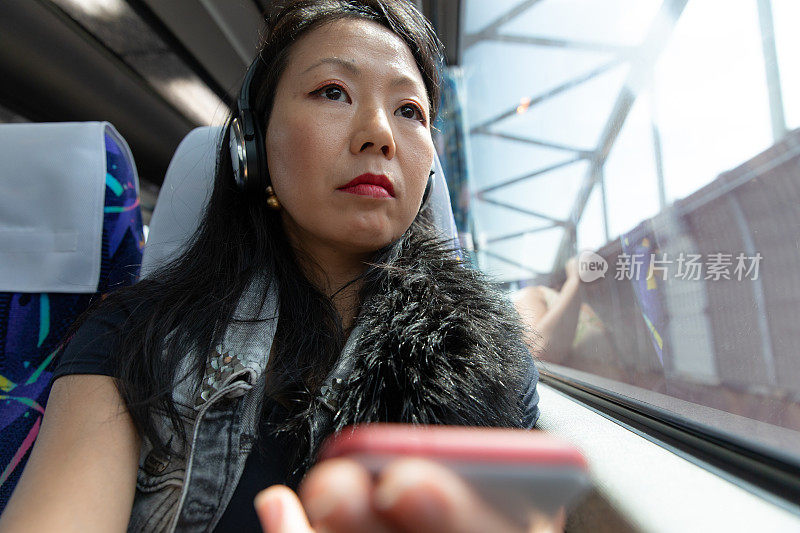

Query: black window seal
left=540, top=369, right=800, bottom=515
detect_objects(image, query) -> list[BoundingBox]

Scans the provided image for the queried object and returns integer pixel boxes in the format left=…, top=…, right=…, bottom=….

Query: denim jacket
left=127, top=281, right=346, bottom=532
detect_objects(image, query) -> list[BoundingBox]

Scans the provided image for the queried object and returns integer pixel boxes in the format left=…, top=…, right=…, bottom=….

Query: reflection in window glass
left=457, top=0, right=800, bottom=462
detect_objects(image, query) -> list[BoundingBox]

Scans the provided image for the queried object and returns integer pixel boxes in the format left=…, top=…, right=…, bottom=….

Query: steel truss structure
left=462, top=0, right=787, bottom=278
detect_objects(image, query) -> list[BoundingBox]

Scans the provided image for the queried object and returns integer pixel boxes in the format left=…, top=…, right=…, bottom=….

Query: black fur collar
left=282, top=226, right=533, bottom=468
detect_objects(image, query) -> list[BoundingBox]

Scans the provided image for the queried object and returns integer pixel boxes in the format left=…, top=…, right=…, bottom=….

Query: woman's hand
left=255, top=457, right=565, bottom=533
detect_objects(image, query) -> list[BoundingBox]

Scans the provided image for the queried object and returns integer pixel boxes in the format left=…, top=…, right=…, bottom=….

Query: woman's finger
left=299, top=458, right=392, bottom=533
left=255, top=485, right=314, bottom=533
left=371, top=457, right=524, bottom=533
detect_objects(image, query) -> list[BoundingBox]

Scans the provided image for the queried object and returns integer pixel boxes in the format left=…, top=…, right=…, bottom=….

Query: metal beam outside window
left=756, top=0, right=788, bottom=143
left=462, top=0, right=543, bottom=49
left=476, top=130, right=592, bottom=157
left=477, top=196, right=568, bottom=226
left=650, top=86, right=668, bottom=211
left=552, top=0, right=689, bottom=271
left=470, top=58, right=626, bottom=134
left=487, top=34, right=635, bottom=55
left=476, top=156, right=583, bottom=196
left=486, top=223, right=560, bottom=245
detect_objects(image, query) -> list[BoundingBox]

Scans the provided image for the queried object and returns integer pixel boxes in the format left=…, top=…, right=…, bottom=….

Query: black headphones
left=230, top=57, right=435, bottom=206
left=230, top=57, right=268, bottom=194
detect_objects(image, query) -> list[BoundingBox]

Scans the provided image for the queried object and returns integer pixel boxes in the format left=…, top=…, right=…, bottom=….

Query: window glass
left=458, top=0, right=800, bottom=462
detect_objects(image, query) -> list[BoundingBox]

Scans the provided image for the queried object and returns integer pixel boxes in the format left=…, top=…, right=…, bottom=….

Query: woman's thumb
left=255, top=485, right=315, bottom=533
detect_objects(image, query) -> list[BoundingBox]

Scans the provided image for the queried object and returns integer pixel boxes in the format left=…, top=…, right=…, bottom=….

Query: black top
left=54, top=305, right=540, bottom=531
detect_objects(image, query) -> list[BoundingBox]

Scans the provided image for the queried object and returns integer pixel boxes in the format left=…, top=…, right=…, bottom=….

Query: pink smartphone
left=318, top=424, right=590, bottom=523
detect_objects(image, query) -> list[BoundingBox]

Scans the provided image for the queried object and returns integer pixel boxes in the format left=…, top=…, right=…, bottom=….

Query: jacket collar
left=180, top=277, right=280, bottom=409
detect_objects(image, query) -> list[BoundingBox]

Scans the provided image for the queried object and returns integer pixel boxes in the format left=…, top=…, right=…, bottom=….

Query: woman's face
left=265, top=18, right=435, bottom=259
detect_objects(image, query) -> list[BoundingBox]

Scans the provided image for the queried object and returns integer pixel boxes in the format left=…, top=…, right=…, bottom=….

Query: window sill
left=537, top=384, right=800, bottom=532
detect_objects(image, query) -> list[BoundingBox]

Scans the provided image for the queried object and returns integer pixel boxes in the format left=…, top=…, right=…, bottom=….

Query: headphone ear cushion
left=232, top=56, right=269, bottom=194
left=249, top=112, right=268, bottom=193
left=230, top=110, right=268, bottom=194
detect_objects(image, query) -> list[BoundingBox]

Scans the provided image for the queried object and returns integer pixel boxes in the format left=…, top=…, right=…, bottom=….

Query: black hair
left=81, top=0, right=446, bottom=457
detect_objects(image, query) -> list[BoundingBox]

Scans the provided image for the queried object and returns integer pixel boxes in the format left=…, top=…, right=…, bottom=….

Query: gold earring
left=266, top=185, right=281, bottom=210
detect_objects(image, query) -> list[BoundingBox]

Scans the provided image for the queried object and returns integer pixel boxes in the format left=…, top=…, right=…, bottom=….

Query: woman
left=0, top=1, right=541, bottom=531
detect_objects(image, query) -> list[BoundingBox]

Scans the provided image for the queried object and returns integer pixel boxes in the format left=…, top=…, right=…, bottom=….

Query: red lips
left=337, top=173, right=394, bottom=198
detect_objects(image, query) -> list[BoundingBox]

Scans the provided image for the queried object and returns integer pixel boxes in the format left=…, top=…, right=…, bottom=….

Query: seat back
left=0, top=122, right=144, bottom=510
left=140, top=126, right=220, bottom=277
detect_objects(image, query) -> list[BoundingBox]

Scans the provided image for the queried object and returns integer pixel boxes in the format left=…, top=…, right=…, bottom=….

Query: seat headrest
left=140, top=126, right=222, bottom=278
left=0, top=121, right=137, bottom=293
left=141, top=126, right=459, bottom=277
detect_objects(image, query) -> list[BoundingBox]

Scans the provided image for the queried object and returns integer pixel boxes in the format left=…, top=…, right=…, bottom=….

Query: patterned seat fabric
left=0, top=131, right=144, bottom=511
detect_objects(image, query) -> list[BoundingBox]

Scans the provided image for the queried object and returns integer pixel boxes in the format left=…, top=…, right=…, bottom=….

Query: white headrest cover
left=0, top=121, right=135, bottom=293
left=141, top=127, right=222, bottom=277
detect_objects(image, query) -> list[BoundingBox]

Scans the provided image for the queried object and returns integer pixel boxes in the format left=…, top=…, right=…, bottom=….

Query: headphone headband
left=238, top=55, right=263, bottom=116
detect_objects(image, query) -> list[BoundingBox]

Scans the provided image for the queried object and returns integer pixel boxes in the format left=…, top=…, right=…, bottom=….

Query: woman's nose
left=350, top=106, right=396, bottom=159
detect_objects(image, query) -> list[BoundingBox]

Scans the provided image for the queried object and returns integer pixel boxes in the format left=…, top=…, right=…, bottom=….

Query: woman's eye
left=315, top=85, right=349, bottom=102
left=395, top=103, right=424, bottom=122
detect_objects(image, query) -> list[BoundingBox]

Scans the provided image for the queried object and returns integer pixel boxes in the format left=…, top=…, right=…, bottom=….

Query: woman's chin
left=331, top=225, right=404, bottom=256
left=334, top=215, right=410, bottom=253
left=338, top=233, right=397, bottom=256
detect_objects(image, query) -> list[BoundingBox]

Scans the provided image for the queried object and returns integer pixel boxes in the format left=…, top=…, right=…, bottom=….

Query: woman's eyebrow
left=302, top=57, right=426, bottom=94
left=303, top=57, right=359, bottom=75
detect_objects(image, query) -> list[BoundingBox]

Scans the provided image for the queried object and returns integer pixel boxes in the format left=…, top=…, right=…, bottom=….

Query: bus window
left=452, top=0, right=800, bottom=472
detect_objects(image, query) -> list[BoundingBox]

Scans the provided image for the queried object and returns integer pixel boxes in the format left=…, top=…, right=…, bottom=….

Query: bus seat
left=140, top=126, right=221, bottom=278
left=0, top=122, right=145, bottom=511
left=141, top=126, right=459, bottom=277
